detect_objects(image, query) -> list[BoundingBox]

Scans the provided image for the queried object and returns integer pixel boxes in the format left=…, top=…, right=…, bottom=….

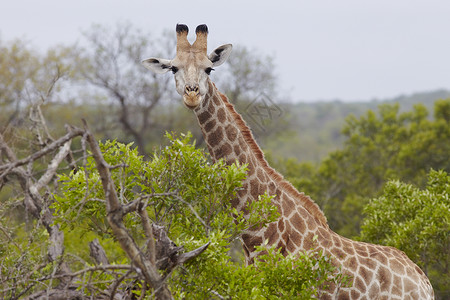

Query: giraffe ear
left=208, top=44, right=232, bottom=67
left=141, top=58, right=172, bottom=74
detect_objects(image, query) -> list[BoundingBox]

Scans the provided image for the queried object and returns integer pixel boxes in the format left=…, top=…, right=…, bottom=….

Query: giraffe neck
left=192, top=80, right=434, bottom=299
left=194, top=80, right=328, bottom=253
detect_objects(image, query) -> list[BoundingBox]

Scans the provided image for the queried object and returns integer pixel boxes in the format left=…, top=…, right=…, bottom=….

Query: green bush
left=361, top=170, right=450, bottom=299
left=51, top=132, right=347, bottom=298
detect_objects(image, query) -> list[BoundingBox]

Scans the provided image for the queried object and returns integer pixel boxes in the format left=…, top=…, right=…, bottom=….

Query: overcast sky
left=1, top=0, right=449, bottom=101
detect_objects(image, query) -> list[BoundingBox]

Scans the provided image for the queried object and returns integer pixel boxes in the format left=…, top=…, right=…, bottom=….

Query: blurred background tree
left=271, top=100, right=450, bottom=238
left=212, top=45, right=277, bottom=106
left=73, top=22, right=176, bottom=154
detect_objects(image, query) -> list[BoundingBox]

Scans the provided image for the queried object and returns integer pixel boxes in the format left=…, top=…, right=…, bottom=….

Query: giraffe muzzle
left=183, top=85, right=202, bottom=109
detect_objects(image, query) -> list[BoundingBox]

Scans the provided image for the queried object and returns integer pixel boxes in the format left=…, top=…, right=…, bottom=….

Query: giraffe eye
left=205, top=67, right=214, bottom=75
left=171, top=66, right=179, bottom=74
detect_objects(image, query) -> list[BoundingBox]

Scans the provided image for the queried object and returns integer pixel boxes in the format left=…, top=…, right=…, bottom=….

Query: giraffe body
left=143, top=24, right=434, bottom=299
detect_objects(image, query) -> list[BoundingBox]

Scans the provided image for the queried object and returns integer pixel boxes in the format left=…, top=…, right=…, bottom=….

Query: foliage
left=54, top=133, right=249, bottom=239
left=49, top=133, right=346, bottom=298
left=0, top=219, right=53, bottom=299
left=172, top=240, right=349, bottom=299
left=360, top=169, right=450, bottom=299
left=305, top=100, right=450, bottom=237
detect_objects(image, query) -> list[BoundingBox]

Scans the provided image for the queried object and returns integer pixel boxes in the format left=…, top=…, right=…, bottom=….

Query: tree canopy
left=361, top=170, right=450, bottom=299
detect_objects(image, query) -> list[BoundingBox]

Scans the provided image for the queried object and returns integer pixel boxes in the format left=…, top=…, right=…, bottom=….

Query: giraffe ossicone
left=142, top=24, right=434, bottom=300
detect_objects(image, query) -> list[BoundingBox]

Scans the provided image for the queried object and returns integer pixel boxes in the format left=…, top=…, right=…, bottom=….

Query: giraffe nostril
left=185, top=85, right=199, bottom=94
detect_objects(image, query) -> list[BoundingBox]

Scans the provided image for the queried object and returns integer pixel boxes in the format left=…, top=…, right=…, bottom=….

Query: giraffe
left=142, top=24, right=434, bottom=299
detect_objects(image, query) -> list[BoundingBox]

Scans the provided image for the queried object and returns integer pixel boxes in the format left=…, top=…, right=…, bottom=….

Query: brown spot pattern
left=214, top=143, right=232, bottom=159
left=197, top=110, right=211, bottom=124
left=208, top=99, right=215, bottom=114
left=213, top=94, right=221, bottom=105
left=390, top=258, right=406, bottom=275
left=208, top=127, right=223, bottom=147
left=290, top=213, right=306, bottom=233
left=264, top=223, right=278, bottom=244
left=256, top=168, right=264, bottom=181
left=377, top=266, right=391, bottom=291
left=237, top=136, right=248, bottom=151
left=355, top=277, right=366, bottom=293
left=350, top=290, right=360, bottom=299
left=371, top=252, right=387, bottom=266
left=250, top=179, right=260, bottom=199
left=286, top=237, right=296, bottom=252
left=403, top=277, right=416, bottom=292
left=225, top=124, right=238, bottom=141
left=361, top=257, right=377, bottom=270
left=242, top=234, right=262, bottom=252
left=337, top=291, right=350, bottom=300
left=360, top=265, right=373, bottom=285
left=345, top=256, right=358, bottom=271
left=332, top=235, right=342, bottom=248
left=247, top=160, right=255, bottom=175
left=355, top=244, right=369, bottom=257
left=238, top=153, right=247, bottom=164
left=237, top=189, right=247, bottom=198
left=343, top=242, right=355, bottom=256
left=302, top=232, right=313, bottom=250
left=217, top=108, right=226, bottom=123
left=191, top=84, right=434, bottom=300
left=368, top=283, right=379, bottom=298
left=306, top=217, right=317, bottom=231
left=233, top=144, right=241, bottom=156
left=230, top=197, right=239, bottom=208
left=277, top=219, right=285, bottom=232
left=282, top=197, right=295, bottom=214
left=331, top=247, right=346, bottom=260
left=317, top=227, right=331, bottom=247
left=276, top=240, right=287, bottom=256
left=391, top=276, right=402, bottom=296
left=204, top=119, right=216, bottom=132
left=290, top=229, right=302, bottom=247
left=268, top=182, right=276, bottom=193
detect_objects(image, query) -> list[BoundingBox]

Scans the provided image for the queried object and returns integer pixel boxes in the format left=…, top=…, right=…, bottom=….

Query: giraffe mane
left=213, top=83, right=328, bottom=227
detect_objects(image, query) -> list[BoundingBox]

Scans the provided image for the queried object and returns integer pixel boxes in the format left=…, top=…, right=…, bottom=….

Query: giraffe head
left=142, top=24, right=232, bottom=109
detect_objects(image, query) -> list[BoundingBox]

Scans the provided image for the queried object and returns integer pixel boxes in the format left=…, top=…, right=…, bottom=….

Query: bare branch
left=89, top=239, right=109, bottom=266
left=54, top=264, right=135, bottom=279
left=83, top=124, right=173, bottom=299
left=138, top=208, right=156, bottom=265
left=22, top=288, right=87, bottom=300
left=109, top=269, right=133, bottom=300
left=176, top=242, right=210, bottom=265
left=0, top=127, right=84, bottom=172
left=0, top=126, right=85, bottom=292
left=33, top=140, right=71, bottom=192
left=122, top=192, right=177, bottom=215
